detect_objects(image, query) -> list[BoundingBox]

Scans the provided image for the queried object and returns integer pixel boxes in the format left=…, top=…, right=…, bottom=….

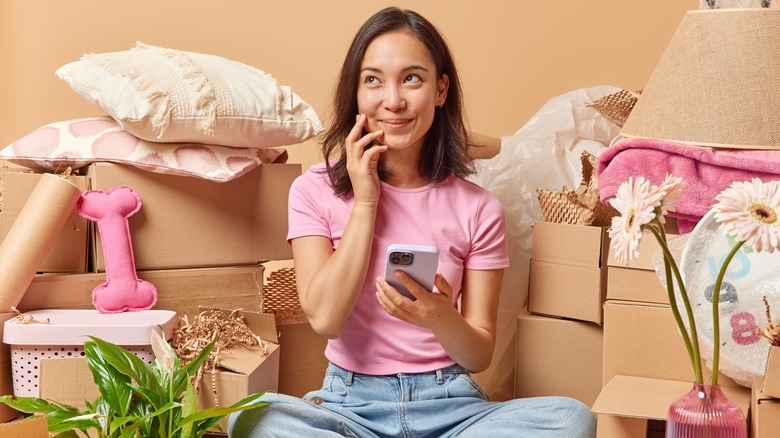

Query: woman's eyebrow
left=360, top=64, right=431, bottom=74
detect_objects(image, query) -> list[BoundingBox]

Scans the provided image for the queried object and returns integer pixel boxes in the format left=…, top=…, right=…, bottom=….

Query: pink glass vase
left=666, top=383, right=746, bottom=437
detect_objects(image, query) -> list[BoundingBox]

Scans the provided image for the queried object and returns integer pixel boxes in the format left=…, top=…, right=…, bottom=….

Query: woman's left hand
left=375, top=272, right=457, bottom=329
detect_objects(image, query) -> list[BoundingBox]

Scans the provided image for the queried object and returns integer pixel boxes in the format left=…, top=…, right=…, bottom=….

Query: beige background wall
left=0, top=1, right=697, bottom=169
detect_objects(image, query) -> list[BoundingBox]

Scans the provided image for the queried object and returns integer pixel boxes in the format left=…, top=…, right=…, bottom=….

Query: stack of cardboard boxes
left=0, top=162, right=329, bottom=432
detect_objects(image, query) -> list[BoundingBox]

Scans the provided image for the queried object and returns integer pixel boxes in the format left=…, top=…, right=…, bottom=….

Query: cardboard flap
left=198, top=307, right=279, bottom=376
left=593, top=375, right=751, bottom=420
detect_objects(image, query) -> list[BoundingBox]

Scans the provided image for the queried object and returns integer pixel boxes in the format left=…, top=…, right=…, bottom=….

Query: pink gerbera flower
left=713, top=178, right=780, bottom=253
left=608, top=176, right=664, bottom=264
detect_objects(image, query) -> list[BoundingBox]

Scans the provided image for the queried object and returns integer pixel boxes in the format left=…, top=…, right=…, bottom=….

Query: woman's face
left=357, top=31, right=448, bottom=152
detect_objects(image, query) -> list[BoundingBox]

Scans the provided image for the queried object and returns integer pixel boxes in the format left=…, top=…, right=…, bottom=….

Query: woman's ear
left=437, top=74, right=450, bottom=107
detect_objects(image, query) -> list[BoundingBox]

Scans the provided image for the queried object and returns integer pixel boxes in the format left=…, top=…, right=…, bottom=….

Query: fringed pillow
left=56, top=42, right=324, bottom=148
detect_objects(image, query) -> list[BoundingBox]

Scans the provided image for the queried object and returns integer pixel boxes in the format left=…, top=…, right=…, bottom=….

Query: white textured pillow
left=56, top=42, right=324, bottom=148
left=0, top=117, right=286, bottom=182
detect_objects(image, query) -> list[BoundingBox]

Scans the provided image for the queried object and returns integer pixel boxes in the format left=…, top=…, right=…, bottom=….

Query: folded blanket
left=597, top=137, right=780, bottom=233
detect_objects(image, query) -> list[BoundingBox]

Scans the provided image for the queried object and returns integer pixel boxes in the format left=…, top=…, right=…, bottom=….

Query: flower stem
left=711, top=240, right=745, bottom=387
left=648, top=226, right=704, bottom=384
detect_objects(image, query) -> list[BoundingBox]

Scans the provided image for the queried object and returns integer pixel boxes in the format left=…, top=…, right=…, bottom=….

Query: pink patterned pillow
left=0, top=117, right=287, bottom=182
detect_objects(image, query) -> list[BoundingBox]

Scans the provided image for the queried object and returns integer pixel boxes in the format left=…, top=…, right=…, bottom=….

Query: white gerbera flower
left=608, top=177, right=663, bottom=264
left=714, top=178, right=780, bottom=253
left=655, top=173, right=685, bottom=221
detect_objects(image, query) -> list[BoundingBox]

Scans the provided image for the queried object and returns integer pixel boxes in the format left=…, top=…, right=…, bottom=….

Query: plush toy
left=77, top=185, right=157, bottom=313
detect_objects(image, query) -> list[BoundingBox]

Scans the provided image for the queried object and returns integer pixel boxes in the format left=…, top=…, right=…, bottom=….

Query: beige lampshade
left=620, top=8, right=780, bottom=150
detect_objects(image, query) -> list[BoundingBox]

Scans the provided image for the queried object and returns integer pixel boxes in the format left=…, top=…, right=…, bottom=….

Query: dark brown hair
left=320, top=7, right=473, bottom=197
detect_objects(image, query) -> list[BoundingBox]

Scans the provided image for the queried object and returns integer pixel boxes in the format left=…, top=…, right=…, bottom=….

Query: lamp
left=620, top=8, right=780, bottom=150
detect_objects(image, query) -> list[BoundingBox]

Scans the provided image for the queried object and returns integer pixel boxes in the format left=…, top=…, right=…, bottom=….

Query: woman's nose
left=383, top=85, right=406, bottom=111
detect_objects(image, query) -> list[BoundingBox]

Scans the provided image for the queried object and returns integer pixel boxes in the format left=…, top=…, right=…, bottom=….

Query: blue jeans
left=228, top=362, right=596, bottom=437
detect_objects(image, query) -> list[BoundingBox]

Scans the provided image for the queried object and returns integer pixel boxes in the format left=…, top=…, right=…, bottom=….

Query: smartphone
left=383, top=244, right=439, bottom=301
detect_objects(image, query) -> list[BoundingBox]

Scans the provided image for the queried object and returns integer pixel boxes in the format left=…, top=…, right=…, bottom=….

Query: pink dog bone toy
left=77, top=185, right=157, bottom=313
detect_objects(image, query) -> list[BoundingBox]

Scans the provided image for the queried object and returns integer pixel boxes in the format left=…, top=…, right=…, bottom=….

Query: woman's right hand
left=346, top=114, right=387, bottom=207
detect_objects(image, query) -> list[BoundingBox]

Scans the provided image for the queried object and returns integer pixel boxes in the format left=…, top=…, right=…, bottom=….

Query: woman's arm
left=292, top=203, right=377, bottom=339
left=293, top=114, right=387, bottom=339
left=375, top=268, right=503, bottom=372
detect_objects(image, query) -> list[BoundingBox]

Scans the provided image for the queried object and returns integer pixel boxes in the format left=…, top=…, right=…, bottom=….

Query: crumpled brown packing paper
left=536, top=151, right=617, bottom=227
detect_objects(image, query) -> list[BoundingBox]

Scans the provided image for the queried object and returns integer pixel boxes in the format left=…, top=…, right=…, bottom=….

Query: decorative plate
left=679, top=209, right=780, bottom=387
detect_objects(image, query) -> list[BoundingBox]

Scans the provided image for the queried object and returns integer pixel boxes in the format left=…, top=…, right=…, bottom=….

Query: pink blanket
left=597, top=137, right=780, bottom=233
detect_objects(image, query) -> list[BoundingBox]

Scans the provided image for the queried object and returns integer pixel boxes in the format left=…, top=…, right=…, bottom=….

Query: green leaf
left=174, top=337, right=216, bottom=397
left=87, top=336, right=161, bottom=396
left=0, top=395, right=65, bottom=414
left=84, top=341, right=132, bottom=418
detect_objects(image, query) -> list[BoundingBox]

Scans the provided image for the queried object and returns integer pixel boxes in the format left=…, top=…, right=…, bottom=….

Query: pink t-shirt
left=287, top=163, right=509, bottom=375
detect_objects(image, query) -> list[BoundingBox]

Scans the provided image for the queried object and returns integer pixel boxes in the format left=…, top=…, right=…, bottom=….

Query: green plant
left=0, top=330, right=267, bottom=437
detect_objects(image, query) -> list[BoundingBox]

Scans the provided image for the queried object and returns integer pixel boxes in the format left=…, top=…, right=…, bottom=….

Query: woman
left=229, top=7, right=595, bottom=437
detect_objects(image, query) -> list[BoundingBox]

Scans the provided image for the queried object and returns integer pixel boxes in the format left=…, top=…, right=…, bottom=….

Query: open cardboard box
left=528, top=221, right=609, bottom=324
left=38, top=308, right=279, bottom=435
left=760, top=345, right=780, bottom=399
left=752, top=375, right=780, bottom=437
left=195, top=308, right=280, bottom=434
left=0, top=170, right=90, bottom=273
left=592, top=375, right=750, bottom=438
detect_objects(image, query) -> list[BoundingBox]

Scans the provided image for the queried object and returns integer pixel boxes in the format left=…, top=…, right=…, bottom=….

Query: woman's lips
left=380, top=119, right=411, bottom=129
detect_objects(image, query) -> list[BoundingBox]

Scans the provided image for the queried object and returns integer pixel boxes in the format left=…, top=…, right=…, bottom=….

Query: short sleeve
left=286, top=170, right=332, bottom=243
left=464, top=192, right=509, bottom=270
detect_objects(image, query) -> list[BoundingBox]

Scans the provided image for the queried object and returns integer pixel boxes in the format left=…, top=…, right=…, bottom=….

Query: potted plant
left=0, top=330, right=267, bottom=437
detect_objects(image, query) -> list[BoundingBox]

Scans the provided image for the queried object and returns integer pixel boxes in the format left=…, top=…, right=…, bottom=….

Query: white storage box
left=3, top=309, right=177, bottom=397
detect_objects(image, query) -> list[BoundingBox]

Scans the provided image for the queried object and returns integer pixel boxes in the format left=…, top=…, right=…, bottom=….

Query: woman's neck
left=381, top=149, right=429, bottom=188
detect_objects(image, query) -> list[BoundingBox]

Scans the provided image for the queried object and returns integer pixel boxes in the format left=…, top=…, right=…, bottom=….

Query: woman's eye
left=404, top=74, right=421, bottom=83
left=364, top=76, right=379, bottom=84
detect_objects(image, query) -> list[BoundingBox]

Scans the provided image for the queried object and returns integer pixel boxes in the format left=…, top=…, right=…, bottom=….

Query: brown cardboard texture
left=753, top=376, right=780, bottom=438
left=196, top=308, right=280, bottom=433
left=761, top=345, right=780, bottom=399
left=602, top=300, right=740, bottom=388
left=261, top=266, right=328, bottom=398
left=592, top=375, right=750, bottom=438
left=606, top=231, right=678, bottom=304
left=0, top=171, right=89, bottom=273
left=0, top=415, right=48, bottom=437
left=86, top=162, right=300, bottom=271
left=38, top=308, right=280, bottom=435
left=18, top=265, right=264, bottom=318
left=515, top=312, right=603, bottom=407
left=528, top=221, right=609, bottom=323
left=0, top=312, right=19, bottom=423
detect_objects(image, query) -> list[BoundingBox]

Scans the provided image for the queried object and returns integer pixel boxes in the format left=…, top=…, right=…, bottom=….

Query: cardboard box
left=761, top=345, right=780, bottom=399
left=38, top=308, right=280, bottom=435
left=276, top=321, right=328, bottom=397
left=592, top=375, right=750, bottom=438
left=0, top=312, right=18, bottom=423
left=515, top=312, right=603, bottom=407
left=0, top=171, right=90, bottom=273
left=528, top=221, right=609, bottom=323
left=17, top=265, right=264, bottom=318
left=606, top=231, right=678, bottom=305
left=0, top=415, right=48, bottom=437
left=86, top=162, right=300, bottom=271
left=261, top=265, right=328, bottom=397
left=753, top=376, right=780, bottom=438
left=602, top=300, right=740, bottom=388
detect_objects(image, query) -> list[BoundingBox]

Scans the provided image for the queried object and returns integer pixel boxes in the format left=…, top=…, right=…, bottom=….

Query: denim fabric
left=228, top=362, right=596, bottom=438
